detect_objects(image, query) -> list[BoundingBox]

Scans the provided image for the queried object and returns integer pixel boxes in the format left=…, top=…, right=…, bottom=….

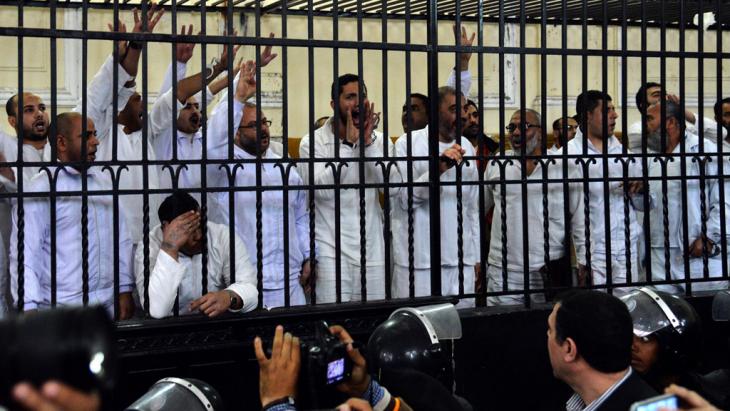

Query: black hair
left=554, top=289, right=633, bottom=373
left=409, top=92, right=430, bottom=111
left=552, top=118, right=562, bottom=130
left=714, top=97, right=730, bottom=120
left=635, top=82, right=662, bottom=114
left=576, top=90, right=613, bottom=125
left=464, top=99, right=478, bottom=112
left=158, top=192, right=200, bottom=224
left=5, top=94, right=17, bottom=117
left=330, top=73, right=367, bottom=102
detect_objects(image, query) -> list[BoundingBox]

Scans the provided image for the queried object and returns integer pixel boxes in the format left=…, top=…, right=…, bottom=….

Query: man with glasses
left=549, top=116, right=578, bottom=154
left=207, top=60, right=311, bottom=309
left=483, top=109, right=585, bottom=305
left=568, top=90, right=654, bottom=296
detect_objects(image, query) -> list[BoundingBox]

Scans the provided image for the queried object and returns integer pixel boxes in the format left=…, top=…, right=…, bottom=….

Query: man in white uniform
left=207, top=60, right=311, bottom=309
left=299, top=74, right=390, bottom=303
left=391, top=86, right=479, bottom=305
left=135, top=192, right=258, bottom=318
left=484, top=108, right=585, bottom=306
left=568, top=90, right=654, bottom=296
left=645, top=99, right=728, bottom=293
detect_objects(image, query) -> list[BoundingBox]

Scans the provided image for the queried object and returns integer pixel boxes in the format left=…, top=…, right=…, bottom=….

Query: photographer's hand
left=329, top=325, right=370, bottom=398
left=254, top=325, right=301, bottom=408
left=12, top=381, right=100, bottom=411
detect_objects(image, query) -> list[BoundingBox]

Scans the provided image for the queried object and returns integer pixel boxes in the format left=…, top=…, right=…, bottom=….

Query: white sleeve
left=158, top=61, right=188, bottom=97
left=136, top=247, right=186, bottom=319
left=446, top=69, right=472, bottom=98
left=225, top=231, right=259, bottom=313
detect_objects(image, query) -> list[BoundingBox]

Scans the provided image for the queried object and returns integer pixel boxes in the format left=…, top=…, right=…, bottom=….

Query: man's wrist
left=261, top=395, right=296, bottom=410
left=160, top=241, right=179, bottom=260
left=226, top=290, right=243, bottom=311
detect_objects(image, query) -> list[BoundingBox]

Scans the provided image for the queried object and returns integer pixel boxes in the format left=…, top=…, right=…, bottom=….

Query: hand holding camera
left=329, top=325, right=370, bottom=398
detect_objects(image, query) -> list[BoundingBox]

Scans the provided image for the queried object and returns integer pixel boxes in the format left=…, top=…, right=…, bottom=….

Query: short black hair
left=158, top=192, right=199, bottom=224
left=552, top=118, right=562, bottom=131
left=409, top=92, right=430, bottom=110
left=576, top=90, right=613, bottom=124
left=635, top=82, right=662, bottom=114
left=714, top=97, right=730, bottom=120
left=554, top=289, right=633, bottom=373
left=6, top=94, right=17, bottom=117
left=464, top=99, right=478, bottom=112
left=330, top=73, right=367, bottom=102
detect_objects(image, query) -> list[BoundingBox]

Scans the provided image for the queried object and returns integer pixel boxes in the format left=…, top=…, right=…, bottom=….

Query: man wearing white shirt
left=484, top=109, right=585, bottom=306
left=548, top=116, right=578, bottom=154
left=135, top=192, right=258, bottom=318
left=299, top=74, right=389, bottom=303
left=207, top=60, right=311, bottom=309
left=628, top=82, right=727, bottom=153
left=9, top=112, right=135, bottom=318
left=568, top=90, right=653, bottom=296
left=714, top=97, right=730, bottom=147
left=645, top=100, right=728, bottom=293
left=391, top=86, right=479, bottom=304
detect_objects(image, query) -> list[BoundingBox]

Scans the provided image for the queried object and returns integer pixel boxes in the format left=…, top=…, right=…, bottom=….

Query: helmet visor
left=712, top=290, right=730, bottom=321
left=621, top=289, right=673, bottom=338
left=393, top=303, right=462, bottom=342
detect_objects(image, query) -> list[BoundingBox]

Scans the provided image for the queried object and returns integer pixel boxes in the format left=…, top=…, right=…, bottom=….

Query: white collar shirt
left=206, top=99, right=312, bottom=289
left=567, top=130, right=654, bottom=267
left=391, top=126, right=480, bottom=268
left=9, top=166, right=134, bottom=311
left=648, top=132, right=722, bottom=252
left=135, top=222, right=259, bottom=319
left=566, top=368, right=633, bottom=411
left=298, top=117, right=389, bottom=266
left=484, top=151, right=586, bottom=271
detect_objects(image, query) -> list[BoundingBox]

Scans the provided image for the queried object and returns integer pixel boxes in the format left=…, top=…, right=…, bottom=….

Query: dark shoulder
left=595, top=372, right=657, bottom=411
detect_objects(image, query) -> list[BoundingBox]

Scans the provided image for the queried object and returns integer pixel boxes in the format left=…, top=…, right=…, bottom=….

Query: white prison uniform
left=299, top=117, right=392, bottom=303
left=390, top=126, right=479, bottom=302
left=316, top=256, right=387, bottom=303
left=483, top=151, right=586, bottom=305
left=648, top=132, right=728, bottom=293
left=9, top=166, right=134, bottom=313
left=567, top=129, right=654, bottom=294
left=392, top=264, right=474, bottom=307
left=627, top=114, right=726, bottom=153
left=135, top=222, right=258, bottom=319
left=81, top=54, right=162, bottom=244
left=485, top=265, right=544, bottom=306
left=206, top=99, right=310, bottom=308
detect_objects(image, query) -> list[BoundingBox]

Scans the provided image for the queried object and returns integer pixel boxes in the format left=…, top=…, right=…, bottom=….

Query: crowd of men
left=0, top=14, right=729, bottom=320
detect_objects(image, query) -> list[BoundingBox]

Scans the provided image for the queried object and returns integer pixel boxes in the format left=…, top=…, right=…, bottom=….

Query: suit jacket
left=594, top=371, right=657, bottom=411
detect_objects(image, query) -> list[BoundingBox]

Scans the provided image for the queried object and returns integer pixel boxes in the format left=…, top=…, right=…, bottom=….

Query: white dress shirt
left=567, top=129, right=653, bottom=271
left=9, top=166, right=134, bottom=311
left=135, top=222, right=258, bottom=319
left=391, top=126, right=480, bottom=269
left=206, top=99, right=312, bottom=290
left=627, top=114, right=727, bottom=153
left=484, top=151, right=586, bottom=271
left=299, top=117, right=390, bottom=267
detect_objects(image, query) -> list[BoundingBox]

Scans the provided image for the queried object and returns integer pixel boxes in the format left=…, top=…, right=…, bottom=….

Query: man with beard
left=463, top=100, right=498, bottom=172
left=549, top=116, right=578, bottom=153
left=645, top=99, right=728, bottom=293
left=483, top=109, right=585, bottom=305
left=628, top=82, right=726, bottom=153
left=207, top=60, right=311, bottom=309
left=568, top=90, right=653, bottom=296
left=391, top=86, right=479, bottom=305
left=9, top=112, right=135, bottom=318
left=299, top=74, right=392, bottom=303
left=714, top=97, right=730, bottom=150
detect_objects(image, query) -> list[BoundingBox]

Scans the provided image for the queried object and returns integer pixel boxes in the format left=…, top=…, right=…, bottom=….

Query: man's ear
left=8, top=116, right=16, bottom=129
left=563, top=337, right=579, bottom=363
left=56, top=135, right=66, bottom=153
left=330, top=100, right=335, bottom=111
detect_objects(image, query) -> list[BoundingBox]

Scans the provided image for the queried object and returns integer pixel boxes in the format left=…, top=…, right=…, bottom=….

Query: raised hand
left=176, top=24, right=196, bottom=63
left=453, top=24, right=476, bottom=71
left=235, top=59, right=257, bottom=103
left=160, top=210, right=200, bottom=260
left=254, top=326, right=301, bottom=408
left=259, top=32, right=278, bottom=67
left=132, top=2, right=165, bottom=33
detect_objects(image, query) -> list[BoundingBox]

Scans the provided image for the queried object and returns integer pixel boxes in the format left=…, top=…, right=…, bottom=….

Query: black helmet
left=621, top=287, right=702, bottom=370
left=367, top=304, right=461, bottom=386
left=126, top=378, right=225, bottom=411
left=712, top=290, right=730, bottom=321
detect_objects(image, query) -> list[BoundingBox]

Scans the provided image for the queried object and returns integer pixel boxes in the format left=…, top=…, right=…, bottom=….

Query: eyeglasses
left=239, top=119, right=273, bottom=129
left=505, top=123, right=540, bottom=133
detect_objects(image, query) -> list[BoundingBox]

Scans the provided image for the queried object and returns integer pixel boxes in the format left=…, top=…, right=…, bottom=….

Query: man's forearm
left=121, top=44, right=141, bottom=78
left=177, top=66, right=224, bottom=104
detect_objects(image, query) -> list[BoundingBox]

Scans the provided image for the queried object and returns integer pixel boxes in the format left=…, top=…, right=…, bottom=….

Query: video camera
left=299, top=321, right=353, bottom=387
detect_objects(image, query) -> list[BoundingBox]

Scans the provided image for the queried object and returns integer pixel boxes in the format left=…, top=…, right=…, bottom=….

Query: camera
left=0, top=307, right=117, bottom=407
left=299, top=321, right=352, bottom=387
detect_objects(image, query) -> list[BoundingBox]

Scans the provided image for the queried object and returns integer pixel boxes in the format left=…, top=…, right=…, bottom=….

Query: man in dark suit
left=547, top=290, right=657, bottom=410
